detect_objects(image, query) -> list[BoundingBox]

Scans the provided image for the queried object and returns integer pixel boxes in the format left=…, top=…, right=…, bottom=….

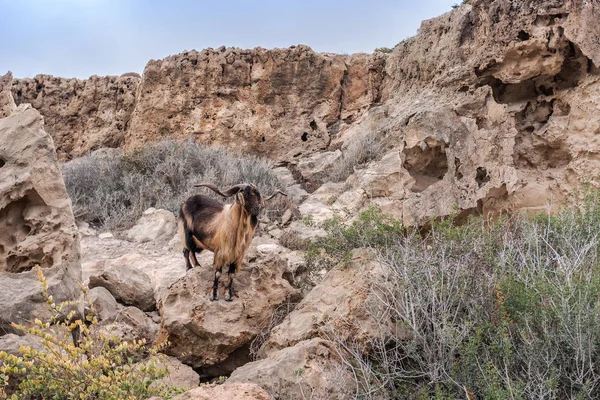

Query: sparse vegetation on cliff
left=62, top=140, right=291, bottom=231
left=308, top=189, right=600, bottom=399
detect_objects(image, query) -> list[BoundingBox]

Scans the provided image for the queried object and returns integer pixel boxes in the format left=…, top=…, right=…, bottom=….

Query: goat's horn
left=264, top=190, right=288, bottom=201
left=195, top=183, right=246, bottom=197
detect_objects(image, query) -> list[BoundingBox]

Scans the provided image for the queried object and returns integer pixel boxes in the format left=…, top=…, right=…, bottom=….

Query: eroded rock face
left=0, top=72, right=16, bottom=118
left=156, top=252, right=301, bottom=376
left=0, top=99, right=81, bottom=334
left=330, top=0, right=600, bottom=226
left=13, top=47, right=384, bottom=163
left=12, top=74, right=140, bottom=160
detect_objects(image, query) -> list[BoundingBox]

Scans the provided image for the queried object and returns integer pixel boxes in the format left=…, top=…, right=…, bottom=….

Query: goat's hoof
left=209, top=294, right=218, bottom=301
left=224, top=293, right=232, bottom=302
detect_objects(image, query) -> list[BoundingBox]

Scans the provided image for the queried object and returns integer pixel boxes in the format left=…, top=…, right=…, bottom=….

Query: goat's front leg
left=224, top=263, right=237, bottom=302
left=210, top=266, right=222, bottom=301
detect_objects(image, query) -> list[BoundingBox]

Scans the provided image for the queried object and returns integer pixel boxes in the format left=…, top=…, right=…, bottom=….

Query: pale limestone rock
left=88, top=255, right=156, bottom=311
left=147, top=355, right=200, bottom=392
left=126, top=208, right=177, bottom=243
left=0, top=72, right=16, bottom=118
left=0, top=106, right=81, bottom=334
left=227, top=338, right=352, bottom=400
left=172, top=382, right=272, bottom=400
left=260, top=249, right=393, bottom=357
left=87, top=286, right=118, bottom=322
left=156, top=252, right=301, bottom=376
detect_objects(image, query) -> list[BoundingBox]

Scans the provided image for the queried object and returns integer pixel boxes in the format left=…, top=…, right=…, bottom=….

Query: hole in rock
left=301, top=132, right=308, bottom=142
left=403, top=141, right=449, bottom=193
left=517, top=30, right=530, bottom=41
left=0, top=159, right=5, bottom=168
left=310, top=120, right=318, bottom=131
left=475, top=167, right=490, bottom=188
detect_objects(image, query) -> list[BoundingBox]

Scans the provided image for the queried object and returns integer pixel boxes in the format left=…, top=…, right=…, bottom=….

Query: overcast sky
left=0, top=0, right=457, bottom=79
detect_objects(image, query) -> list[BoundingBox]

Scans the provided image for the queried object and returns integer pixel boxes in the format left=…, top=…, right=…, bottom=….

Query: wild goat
left=179, top=183, right=286, bottom=301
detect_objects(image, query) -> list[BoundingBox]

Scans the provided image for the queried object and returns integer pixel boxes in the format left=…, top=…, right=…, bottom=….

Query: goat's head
left=195, top=183, right=287, bottom=217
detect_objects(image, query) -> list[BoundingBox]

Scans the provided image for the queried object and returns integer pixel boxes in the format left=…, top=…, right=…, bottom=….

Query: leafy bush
left=305, top=204, right=405, bottom=272
left=374, top=47, right=393, bottom=54
left=313, top=189, right=600, bottom=399
left=62, top=140, right=293, bottom=231
left=0, top=267, right=185, bottom=400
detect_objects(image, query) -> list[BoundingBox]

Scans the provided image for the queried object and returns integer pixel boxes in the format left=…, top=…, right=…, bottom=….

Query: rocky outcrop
left=12, top=74, right=140, bottom=160
left=172, top=382, right=272, bottom=400
left=0, top=90, right=81, bottom=334
left=156, top=251, right=301, bottom=377
left=259, top=249, right=393, bottom=357
left=12, top=48, right=384, bottom=163
left=227, top=338, right=352, bottom=400
left=10, top=1, right=600, bottom=227
left=0, top=72, right=16, bottom=118
left=328, top=0, right=600, bottom=225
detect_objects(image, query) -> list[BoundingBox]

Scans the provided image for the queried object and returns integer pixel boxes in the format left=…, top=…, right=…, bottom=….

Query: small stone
left=99, top=232, right=114, bottom=239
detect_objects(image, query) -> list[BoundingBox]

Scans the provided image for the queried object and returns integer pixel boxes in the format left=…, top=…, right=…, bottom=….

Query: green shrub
left=374, top=47, right=393, bottom=54
left=0, top=267, right=185, bottom=400
left=62, top=140, right=293, bottom=231
left=316, top=189, right=600, bottom=399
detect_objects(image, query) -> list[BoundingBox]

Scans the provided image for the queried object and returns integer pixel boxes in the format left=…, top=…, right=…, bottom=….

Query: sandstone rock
left=12, top=74, right=140, bottom=160
left=0, top=106, right=81, bottom=334
left=280, top=208, right=293, bottom=226
left=87, top=286, right=118, bottom=322
left=0, top=72, right=16, bottom=118
left=156, top=252, right=301, bottom=376
left=88, top=256, right=156, bottom=311
left=227, top=338, right=352, bottom=400
left=99, top=305, right=159, bottom=343
left=172, top=382, right=272, bottom=400
left=152, top=355, right=200, bottom=391
left=77, top=221, right=96, bottom=238
left=260, top=249, right=391, bottom=357
left=298, top=198, right=334, bottom=223
left=125, top=208, right=177, bottom=243
left=99, top=232, right=114, bottom=239
left=296, top=150, right=342, bottom=184
left=0, top=333, right=44, bottom=355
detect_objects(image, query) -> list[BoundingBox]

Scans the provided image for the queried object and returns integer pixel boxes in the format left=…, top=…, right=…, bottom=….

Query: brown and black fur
left=179, top=183, right=284, bottom=301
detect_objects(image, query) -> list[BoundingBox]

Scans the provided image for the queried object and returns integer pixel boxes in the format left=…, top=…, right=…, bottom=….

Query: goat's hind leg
left=183, top=249, right=193, bottom=271
left=210, top=267, right=222, bottom=301
left=224, top=263, right=237, bottom=302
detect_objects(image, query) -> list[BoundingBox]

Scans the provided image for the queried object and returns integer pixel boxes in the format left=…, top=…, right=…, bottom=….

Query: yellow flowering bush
left=0, top=267, right=185, bottom=400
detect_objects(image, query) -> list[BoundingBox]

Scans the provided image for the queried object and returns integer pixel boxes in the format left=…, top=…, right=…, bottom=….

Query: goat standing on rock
left=178, top=183, right=286, bottom=301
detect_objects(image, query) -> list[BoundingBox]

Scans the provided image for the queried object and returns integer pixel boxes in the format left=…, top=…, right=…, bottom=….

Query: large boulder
left=0, top=97, right=81, bottom=334
left=172, top=382, right=272, bottom=400
left=125, top=208, right=177, bottom=243
left=227, top=338, right=352, bottom=400
left=88, top=255, right=156, bottom=311
left=156, top=252, right=301, bottom=377
left=259, top=249, right=393, bottom=358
